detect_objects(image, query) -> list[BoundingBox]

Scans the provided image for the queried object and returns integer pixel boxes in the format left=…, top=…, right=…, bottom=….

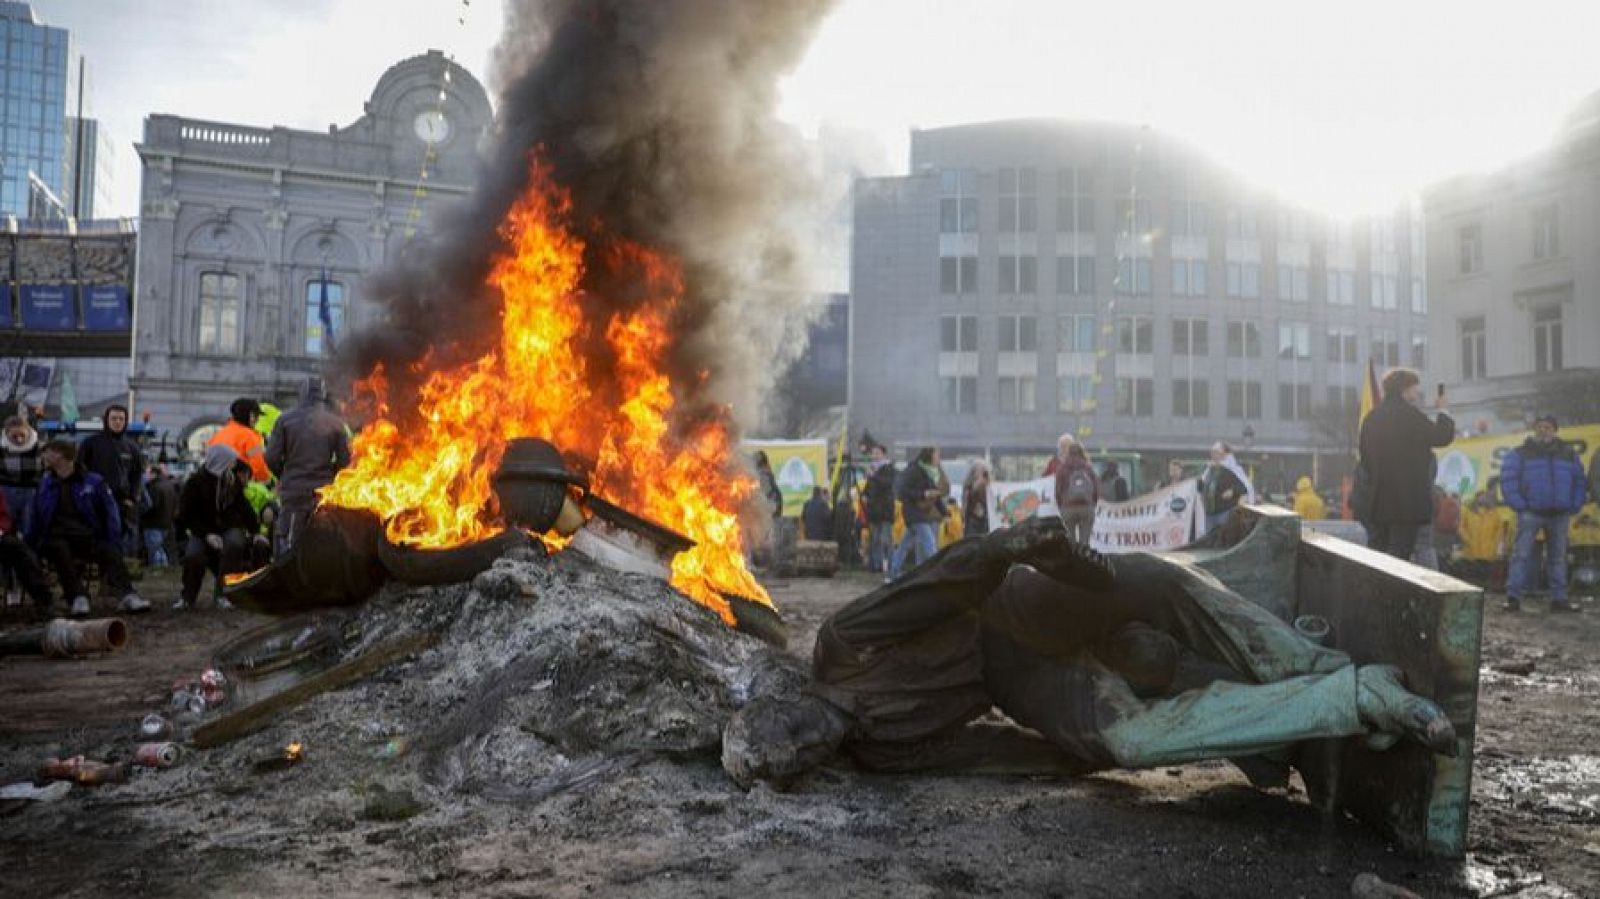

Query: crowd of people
left=0, top=377, right=350, bottom=620
left=773, top=368, right=1600, bottom=611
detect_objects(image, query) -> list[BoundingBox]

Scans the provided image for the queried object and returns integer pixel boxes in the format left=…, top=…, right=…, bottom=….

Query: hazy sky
left=40, top=0, right=1600, bottom=218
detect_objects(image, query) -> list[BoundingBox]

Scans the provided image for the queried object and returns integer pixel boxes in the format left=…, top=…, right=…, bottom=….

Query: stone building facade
left=1424, top=92, right=1600, bottom=433
left=130, top=51, right=491, bottom=453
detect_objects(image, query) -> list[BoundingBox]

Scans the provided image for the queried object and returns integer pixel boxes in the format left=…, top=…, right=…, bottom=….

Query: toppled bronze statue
left=723, top=516, right=1456, bottom=787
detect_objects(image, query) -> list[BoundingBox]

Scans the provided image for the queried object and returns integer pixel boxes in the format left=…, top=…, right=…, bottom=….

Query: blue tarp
left=82, top=283, right=130, bottom=331
left=19, top=284, right=76, bottom=331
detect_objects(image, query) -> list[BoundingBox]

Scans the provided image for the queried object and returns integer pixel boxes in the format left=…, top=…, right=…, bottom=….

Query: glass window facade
left=0, top=12, right=71, bottom=218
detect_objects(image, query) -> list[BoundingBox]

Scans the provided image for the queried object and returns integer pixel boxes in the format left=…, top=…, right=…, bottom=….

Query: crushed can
left=134, top=742, right=181, bottom=768
left=74, top=760, right=129, bottom=785
left=140, top=713, right=173, bottom=740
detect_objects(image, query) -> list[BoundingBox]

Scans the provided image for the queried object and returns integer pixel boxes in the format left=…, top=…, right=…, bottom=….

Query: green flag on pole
left=59, top=373, right=78, bottom=425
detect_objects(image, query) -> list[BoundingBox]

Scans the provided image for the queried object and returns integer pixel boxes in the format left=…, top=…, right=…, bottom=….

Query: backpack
left=1062, top=466, right=1095, bottom=506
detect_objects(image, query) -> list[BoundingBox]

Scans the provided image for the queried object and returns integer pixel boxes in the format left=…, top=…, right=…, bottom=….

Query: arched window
left=198, top=272, right=240, bottom=353
left=304, top=277, right=345, bottom=356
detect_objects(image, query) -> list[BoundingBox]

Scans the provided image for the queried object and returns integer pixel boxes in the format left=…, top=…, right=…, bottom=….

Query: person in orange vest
left=208, top=398, right=271, bottom=482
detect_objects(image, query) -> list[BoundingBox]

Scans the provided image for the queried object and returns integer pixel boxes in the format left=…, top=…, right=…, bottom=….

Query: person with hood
left=1, top=415, right=43, bottom=601
left=1501, top=415, right=1588, bottom=612
left=863, top=445, right=897, bottom=577
left=962, top=460, right=992, bottom=538
left=1457, top=491, right=1507, bottom=588
left=208, top=398, right=271, bottom=482
left=264, top=377, right=351, bottom=556
left=25, top=439, right=148, bottom=617
left=1355, top=369, right=1454, bottom=559
left=0, top=415, right=43, bottom=535
left=1054, top=442, right=1100, bottom=546
left=889, top=447, right=946, bottom=579
left=1201, top=442, right=1255, bottom=532
left=1292, top=477, right=1325, bottom=520
left=175, top=444, right=263, bottom=610
left=77, top=403, right=144, bottom=549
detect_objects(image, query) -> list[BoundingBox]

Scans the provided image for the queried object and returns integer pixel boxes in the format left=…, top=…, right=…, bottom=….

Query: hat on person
left=1534, top=414, right=1559, bottom=429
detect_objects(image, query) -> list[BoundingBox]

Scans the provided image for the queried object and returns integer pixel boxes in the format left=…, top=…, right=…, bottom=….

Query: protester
left=25, top=439, right=148, bottom=617
left=209, top=398, right=271, bottom=482
left=802, top=486, right=832, bottom=541
left=1201, top=442, right=1254, bottom=532
left=1355, top=369, right=1454, bottom=559
left=1501, top=415, right=1587, bottom=612
left=1, top=415, right=43, bottom=602
left=175, top=445, right=263, bottom=610
left=889, top=447, right=945, bottom=579
left=139, top=464, right=180, bottom=568
left=1457, top=491, right=1507, bottom=588
left=1054, top=442, right=1099, bottom=546
left=863, top=446, right=896, bottom=577
left=0, top=489, right=53, bottom=614
left=1157, top=459, right=1186, bottom=490
left=1433, top=488, right=1461, bottom=569
left=264, top=377, right=351, bottom=556
left=77, top=404, right=144, bottom=551
left=962, top=460, right=992, bottom=538
left=1042, top=432, right=1075, bottom=477
left=1101, top=460, right=1130, bottom=503
left=1292, top=477, right=1325, bottom=520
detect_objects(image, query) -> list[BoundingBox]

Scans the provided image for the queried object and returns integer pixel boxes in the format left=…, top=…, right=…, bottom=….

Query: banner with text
left=19, top=284, right=75, bottom=330
left=987, top=476, right=1204, bottom=554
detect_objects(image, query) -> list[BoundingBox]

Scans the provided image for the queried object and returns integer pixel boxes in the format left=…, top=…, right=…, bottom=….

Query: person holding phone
left=1357, top=368, right=1456, bottom=560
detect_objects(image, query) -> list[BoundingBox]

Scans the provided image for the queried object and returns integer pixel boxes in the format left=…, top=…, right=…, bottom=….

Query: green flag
left=59, top=372, right=78, bottom=425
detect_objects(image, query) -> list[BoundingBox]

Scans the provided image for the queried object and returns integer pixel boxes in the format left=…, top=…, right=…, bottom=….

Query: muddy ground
left=1, top=563, right=1596, bottom=898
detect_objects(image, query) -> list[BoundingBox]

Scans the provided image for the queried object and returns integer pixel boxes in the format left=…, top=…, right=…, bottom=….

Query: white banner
left=987, top=476, right=1205, bottom=554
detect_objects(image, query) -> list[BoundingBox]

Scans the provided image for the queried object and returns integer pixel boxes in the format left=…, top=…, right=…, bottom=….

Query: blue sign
left=20, top=284, right=76, bottom=331
left=0, top=286, right=12, bottom=327
left=83, top=284, right=130, bottom=331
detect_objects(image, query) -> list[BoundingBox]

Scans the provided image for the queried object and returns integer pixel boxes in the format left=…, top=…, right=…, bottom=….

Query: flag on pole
left=318, top=269, right=337, bottom=354
left=59, top=372, right=78, bottom=425
left=1358, top=357, right=1382, bottom=430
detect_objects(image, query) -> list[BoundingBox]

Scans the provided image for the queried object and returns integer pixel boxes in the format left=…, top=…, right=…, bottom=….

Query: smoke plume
left=339, top=0, right=839, bottom=432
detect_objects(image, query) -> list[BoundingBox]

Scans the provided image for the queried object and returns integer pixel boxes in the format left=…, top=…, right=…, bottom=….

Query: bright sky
left=40, top=0, right=1600, bottom=218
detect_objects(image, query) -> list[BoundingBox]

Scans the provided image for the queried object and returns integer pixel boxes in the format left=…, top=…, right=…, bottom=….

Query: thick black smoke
left=339, top=0, right=838, bottom=432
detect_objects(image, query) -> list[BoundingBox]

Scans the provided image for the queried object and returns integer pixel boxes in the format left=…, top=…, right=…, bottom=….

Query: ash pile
left=183, top=438, right=802, bottom=808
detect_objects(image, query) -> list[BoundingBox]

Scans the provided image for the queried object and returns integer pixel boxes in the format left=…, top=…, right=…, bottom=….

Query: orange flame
left=320, top=162, right=768, bottom=622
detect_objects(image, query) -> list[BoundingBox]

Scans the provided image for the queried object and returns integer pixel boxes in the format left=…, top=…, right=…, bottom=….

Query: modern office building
left=0, top=2, right=97, bottom=220
left=850, top=120, right=1428, bottom=490
left=1424, top=93, right=1600, bottom=434
left=130, top=51, right=492, bottom=453
left=65, top=115, right=113, bottom=219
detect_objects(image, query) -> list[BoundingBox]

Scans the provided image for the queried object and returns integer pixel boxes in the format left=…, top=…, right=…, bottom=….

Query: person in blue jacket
left=26, top=439, right=148, bottom=617
left=1500, top=415, right=1589, bottom=612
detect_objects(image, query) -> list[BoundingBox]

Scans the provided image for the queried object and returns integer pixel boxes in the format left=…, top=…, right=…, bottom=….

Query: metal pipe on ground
left=0, top=618, right=130, bottom=658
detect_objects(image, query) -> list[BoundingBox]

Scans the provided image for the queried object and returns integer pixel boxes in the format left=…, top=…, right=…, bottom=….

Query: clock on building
left=413, top=109, right=451, bottom=144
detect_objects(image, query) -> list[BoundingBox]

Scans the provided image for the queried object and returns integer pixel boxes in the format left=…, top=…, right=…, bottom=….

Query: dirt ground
left=1, top=564, right=1596, bottom=898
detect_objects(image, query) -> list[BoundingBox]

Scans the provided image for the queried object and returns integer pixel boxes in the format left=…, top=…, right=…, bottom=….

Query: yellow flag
left=1358, top=358, right=1382, bottom=430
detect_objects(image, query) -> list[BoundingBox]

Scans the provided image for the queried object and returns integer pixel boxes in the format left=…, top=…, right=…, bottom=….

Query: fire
left=320, top=161, right=769, bottom=622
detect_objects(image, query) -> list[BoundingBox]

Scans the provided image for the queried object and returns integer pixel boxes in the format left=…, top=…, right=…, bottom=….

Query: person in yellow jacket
left=208, top=398, right=271, bottom=483
left=1457, top=491, right=1507, bottom=588
left=1291, top=476, right=1325, bottom=520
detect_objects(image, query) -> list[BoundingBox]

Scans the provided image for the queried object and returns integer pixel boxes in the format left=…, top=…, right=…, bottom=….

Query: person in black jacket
left=1357, top=368, right=1455, bottom=559
left=863, top=446, right=896, bottom=576
left=801, top=487, right=833, bottom=542
left=77, top=404, right=143, bottom=551
left=175, top=444, right=262, bottom=610
left=264, top=377, right=351, bottom=557
left=1101, top=460, right=1131, bottom=503
left=139, top=464, right=180, bottom=568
